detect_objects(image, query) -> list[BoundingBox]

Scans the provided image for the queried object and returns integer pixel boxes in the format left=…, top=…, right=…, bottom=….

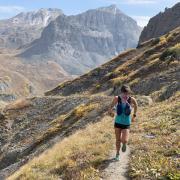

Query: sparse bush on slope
left=160, top=43, right=180, bottom=61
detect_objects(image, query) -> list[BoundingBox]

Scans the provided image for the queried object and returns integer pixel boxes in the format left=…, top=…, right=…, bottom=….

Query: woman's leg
left=115, top=128, right=121, bottom=155
left=121, top=129, right=129, bottom=152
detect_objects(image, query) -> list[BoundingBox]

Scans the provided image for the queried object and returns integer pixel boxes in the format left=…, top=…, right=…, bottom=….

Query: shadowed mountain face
left=139, top=3, right=180, bottom=44
left=0, top=8, right=63, bottom=49
left=19, top=5, right=142, bottom=75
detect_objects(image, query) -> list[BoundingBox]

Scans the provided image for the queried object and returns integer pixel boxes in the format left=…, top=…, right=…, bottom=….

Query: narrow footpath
left=101, top=145, right=131, bottom=180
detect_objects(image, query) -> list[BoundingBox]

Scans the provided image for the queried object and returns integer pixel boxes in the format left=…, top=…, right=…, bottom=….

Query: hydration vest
left=116, top=96, right=132, bottom=116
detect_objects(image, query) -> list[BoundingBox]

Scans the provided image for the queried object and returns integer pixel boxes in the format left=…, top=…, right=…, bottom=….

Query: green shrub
left=96, top=84, right=101, bottom=89
left=113, top=80, right=122, bottom=87
left=160, top=43, right=180, bottom=61
left=166, top=173, right=180, bottom=180
left=106, top=72, right=118, bottom=80
left=152, top=37, right=160, bottom=46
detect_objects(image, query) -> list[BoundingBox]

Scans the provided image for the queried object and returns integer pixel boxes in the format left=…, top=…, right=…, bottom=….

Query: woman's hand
left=132, top=116, right=136, bottom=122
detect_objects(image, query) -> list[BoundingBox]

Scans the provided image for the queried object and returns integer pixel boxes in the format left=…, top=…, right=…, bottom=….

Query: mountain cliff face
left=20, top=5, right=142, bottom=75
left=139, top=3, right=180, bottom=44
left=0, top=9, right=63, bottom=49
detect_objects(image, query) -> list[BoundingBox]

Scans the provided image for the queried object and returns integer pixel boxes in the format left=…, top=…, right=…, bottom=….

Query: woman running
left=108, top=85, right=138, bottom=160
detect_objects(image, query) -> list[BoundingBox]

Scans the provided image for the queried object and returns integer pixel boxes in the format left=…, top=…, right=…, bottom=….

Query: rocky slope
left=0, top=27, right=179, bottom=179
left=139, top=2, right=180, bottom=44
left=20, top=5, right=142, bottom=75
left=0, top=8, right=63, bottom=49
left=0, top=49, right=71, bottom=100
left=46, top=27, right=180, bottom=101
left=0, top=95, right=112, bottom=179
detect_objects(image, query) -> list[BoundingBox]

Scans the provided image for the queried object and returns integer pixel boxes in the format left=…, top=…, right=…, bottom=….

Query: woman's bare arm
left=131, top=97, right=138, bottom=121
left=108, top=96, right=118, bottom=115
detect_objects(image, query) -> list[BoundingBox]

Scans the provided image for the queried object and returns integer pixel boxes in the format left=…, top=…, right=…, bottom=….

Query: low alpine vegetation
left=160, top=43, right=180, bottom=61
left=129, top=92, right=180, bottom=179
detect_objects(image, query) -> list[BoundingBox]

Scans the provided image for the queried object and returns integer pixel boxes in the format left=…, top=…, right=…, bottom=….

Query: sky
left=0, top=0, right=179, bottom=27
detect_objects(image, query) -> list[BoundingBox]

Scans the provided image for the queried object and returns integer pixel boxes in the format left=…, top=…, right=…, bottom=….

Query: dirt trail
left=101, top=145, right=130, bottom=180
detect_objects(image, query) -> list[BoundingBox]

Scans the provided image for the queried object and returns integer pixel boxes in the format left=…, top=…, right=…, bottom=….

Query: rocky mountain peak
left=97, top=4, right=123, bottom=14
left=0, top=8, right=63, bottom=49
left=10, top=8, right=63, bottom=26
left=19, top=5, right=141, bottom=75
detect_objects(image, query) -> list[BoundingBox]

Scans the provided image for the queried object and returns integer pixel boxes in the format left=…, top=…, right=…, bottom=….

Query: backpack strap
left=118, top=96, right=121, bottom=104
left=127, top=96, right=131, bottom=104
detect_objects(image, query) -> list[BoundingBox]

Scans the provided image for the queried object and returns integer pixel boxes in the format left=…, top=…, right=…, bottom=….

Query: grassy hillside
left=0, top=49, right=71, bottom=100
left=2, top=27, right=180, bottom=179
left=46, top=27, right=180, bottom=101
left=129, top=92, right=180, bottom=179
left=8, top=93, right=180, bottom=180
left=0, top=95, right=112, bottom=178
left=8, top=116, right=114, bottom=180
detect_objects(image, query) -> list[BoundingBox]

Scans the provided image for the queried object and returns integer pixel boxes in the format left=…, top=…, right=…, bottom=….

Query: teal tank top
left=115, top=103, right=131, bottom=125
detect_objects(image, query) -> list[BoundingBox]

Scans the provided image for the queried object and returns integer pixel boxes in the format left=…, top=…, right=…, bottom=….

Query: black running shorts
left=114, top=122, right=130, bottom=129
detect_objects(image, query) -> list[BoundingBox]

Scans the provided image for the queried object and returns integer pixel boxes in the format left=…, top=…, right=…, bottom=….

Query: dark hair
left=121, top=85, right=132, bottom=94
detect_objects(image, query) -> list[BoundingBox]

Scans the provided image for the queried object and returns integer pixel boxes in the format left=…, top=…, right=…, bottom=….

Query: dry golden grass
left=129, top=92, right=180, bottom=179
left=159, top=36, right=167, bottom=45
left=129, top=78, right=141, bottom=86
left=25, top=102, right=102, bottom=152
left=73, top=103, right=99, bottom=118
left=111, top=76, right=128, bottom=86
left=8, top=116, right=114, bottom=180
left=170, top=43, right=180, bottom=58
left=7, top=91, right=180, bottom=180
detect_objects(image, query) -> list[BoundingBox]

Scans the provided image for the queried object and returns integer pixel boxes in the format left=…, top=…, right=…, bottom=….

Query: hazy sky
left=0, top=0, right=179, bottom=26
